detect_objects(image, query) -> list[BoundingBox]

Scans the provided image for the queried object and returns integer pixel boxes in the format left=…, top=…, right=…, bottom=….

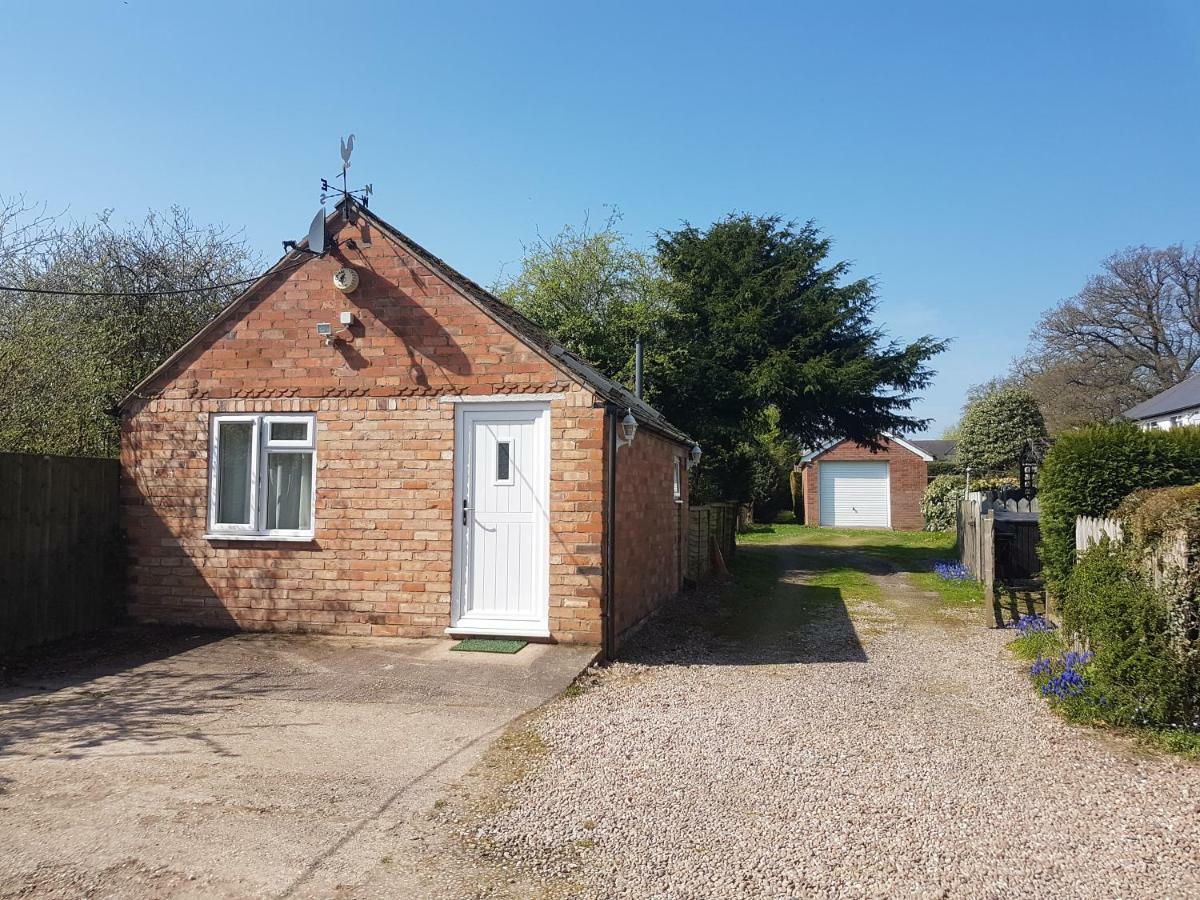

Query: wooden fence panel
left=0, top=453, right=121, bottom=656
left=685, top=502, right=738, bottom=582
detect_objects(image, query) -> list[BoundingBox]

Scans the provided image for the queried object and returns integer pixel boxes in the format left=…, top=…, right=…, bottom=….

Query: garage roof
left=798, top=432, right=935, bottom=464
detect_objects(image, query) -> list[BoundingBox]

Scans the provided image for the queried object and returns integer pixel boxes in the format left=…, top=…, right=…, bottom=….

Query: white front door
left=452, top=402, right=551, bottom=637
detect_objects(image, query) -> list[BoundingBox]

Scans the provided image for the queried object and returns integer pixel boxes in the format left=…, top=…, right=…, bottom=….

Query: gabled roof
left=909, top=439, right=956, bottom=461
left=798, top=432, right=934, bottom=464
left=120, top=200, right=692, bottom=446
left=1124, top=374, right=1200, bottom=422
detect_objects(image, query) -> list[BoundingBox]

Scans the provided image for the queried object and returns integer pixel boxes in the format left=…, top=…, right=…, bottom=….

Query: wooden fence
left=0, top=453, right=122, bottom=657
left=1075, top=515, right=1124, bottom=552
left=686, top=502, right=738, bottom=582
left=959, top=491, right=1045, bottom=625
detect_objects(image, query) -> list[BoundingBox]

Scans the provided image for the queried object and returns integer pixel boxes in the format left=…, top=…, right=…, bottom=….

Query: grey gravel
left=474, top=543, right=1200, bottom=899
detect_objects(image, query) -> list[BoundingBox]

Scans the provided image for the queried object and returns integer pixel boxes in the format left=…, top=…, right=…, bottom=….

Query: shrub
left=1115, top=484, right=1200, bottom=662
left=920, top=473, right=1020, bottom=532
left=956, top=386, right=1047, bottom=473
left=921, top=474, right=962, bottom=531
left=1038, top=423, right=1200, bottom=593
left=1061, top=541, right=1199, bottom=729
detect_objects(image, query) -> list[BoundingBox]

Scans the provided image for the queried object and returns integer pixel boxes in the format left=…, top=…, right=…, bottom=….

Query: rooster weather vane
left=282, top=134, right=374, bottom=257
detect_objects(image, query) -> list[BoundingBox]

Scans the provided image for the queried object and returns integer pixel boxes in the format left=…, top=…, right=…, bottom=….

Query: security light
left=316, top=322, right=333, bottom=337
left=617, top=411, right=638, bottom=448
left=688, top=443, right=703, bottom=469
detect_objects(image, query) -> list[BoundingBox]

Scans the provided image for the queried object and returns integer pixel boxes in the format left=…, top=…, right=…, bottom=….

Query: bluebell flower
left=932, top=560, right=971, bottom=581
left=1010, top=614, right=1056, bottom=635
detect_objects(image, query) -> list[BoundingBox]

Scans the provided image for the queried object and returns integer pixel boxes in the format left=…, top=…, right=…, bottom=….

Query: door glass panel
left=216, top=421, right=252, bottom=525
left=265, top=452, right=313, bottom=530
left=496, top=440, right=512, bottom=483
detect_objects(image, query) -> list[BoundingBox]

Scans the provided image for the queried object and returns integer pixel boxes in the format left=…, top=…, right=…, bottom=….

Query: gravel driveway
left=462, top=537, right=1200, bottom=899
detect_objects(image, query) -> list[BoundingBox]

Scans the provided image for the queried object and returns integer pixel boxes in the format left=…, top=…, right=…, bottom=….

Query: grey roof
left=1125, top=374, right=1200, bottom=422
left=910, top=439, right=956, bottom=461
left=122, top=200, right=692, bottom=446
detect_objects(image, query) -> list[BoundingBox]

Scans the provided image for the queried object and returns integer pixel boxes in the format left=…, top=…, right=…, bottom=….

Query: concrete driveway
left=0, top=628, right=595, bottom=899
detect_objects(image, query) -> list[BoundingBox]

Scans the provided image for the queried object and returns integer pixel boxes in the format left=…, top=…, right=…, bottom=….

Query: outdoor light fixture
left=688, top=443, right=703, bottom=469
left=617, top=410, right=638, bottom=448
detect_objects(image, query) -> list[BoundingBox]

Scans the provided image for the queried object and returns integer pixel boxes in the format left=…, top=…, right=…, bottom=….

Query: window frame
left=673, top=456, right=683, bottom=502
left=207, top=413, right=317, bottom=540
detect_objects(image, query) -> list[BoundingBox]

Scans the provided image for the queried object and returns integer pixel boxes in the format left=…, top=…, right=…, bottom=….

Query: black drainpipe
left=602, top=403, right=620, bottom=662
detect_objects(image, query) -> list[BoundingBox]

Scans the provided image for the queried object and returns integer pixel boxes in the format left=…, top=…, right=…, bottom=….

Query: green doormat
left=450, top=638, right=528, bottom=654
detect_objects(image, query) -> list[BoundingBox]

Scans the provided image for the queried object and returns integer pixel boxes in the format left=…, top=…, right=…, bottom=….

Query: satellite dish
left=307, top=208, right=326, bottom=255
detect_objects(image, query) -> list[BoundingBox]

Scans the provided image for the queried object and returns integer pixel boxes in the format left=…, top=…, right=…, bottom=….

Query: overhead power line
left=0, top=258, right=310, bottom=298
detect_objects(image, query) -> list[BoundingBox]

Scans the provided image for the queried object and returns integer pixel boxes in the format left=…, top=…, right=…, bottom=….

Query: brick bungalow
left=796, top=434, right=933, bottom=530
left=118, top=200, right=696, bottom=656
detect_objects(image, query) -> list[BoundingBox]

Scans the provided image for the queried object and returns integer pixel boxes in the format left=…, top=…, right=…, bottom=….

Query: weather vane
left=282, top=134, right=375, bottom=257
left=321, top=133, right=373, bottom=211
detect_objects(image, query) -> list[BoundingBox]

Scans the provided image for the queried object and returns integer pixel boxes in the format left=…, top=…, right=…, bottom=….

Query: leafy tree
left=0, top=205, right=259, bottom=456
left=493, top=212, right=672, bottom=388
left=653, top=214, right=945, bottom=502
left=954, top=385, right=1047, bottom=474
left=1014, top=243, right=1200, bottom=432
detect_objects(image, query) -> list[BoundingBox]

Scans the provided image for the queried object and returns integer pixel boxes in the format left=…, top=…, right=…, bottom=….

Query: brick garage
left=120, top=201, right=692, bottom=655
left=797, top=435, right=931, bottom=530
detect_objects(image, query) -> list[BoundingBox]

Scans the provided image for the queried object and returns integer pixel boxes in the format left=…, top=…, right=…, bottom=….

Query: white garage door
left=819, top=461, right=890, bottom=527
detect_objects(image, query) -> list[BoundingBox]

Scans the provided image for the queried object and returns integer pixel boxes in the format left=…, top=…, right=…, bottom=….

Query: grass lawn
left=739, top=524, right=981, bottom=604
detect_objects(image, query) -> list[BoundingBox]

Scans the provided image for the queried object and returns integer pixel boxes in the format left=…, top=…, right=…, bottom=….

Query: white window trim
left=673, top=457, right=683, bottom=503
left=207, top=413, right=317, bottom=541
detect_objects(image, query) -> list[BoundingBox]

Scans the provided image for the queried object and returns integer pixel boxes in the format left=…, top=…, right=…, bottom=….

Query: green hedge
left=1062, top=541, right=1199, bottom=728
left=1038, top=424, right=1200, bottom=593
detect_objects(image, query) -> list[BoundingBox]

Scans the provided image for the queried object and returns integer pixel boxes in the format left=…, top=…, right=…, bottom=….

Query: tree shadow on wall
left=336, top=264, right=475, bottom=388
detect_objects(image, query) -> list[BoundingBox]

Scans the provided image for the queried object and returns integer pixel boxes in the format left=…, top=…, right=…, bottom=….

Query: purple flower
left=933, top=560, right=971, bottom=581
left=1010, top=614, right=1056, bottom=635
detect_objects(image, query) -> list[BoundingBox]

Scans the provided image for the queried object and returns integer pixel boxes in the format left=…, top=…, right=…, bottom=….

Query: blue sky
left=4, top=1, right=1199, bottom=435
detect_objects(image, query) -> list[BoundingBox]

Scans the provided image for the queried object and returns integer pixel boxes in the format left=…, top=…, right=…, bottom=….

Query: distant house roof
left=910, top=439, right=956, bottom=462
left=1125, top=374, right=1200, bottom=423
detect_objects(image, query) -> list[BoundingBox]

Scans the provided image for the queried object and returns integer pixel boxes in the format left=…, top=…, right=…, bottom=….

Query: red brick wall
left=122, top=212, right=607, bottom=643
left=612, top=426, right=688, bottom=645
left=799, top=438, right=927, bottom=530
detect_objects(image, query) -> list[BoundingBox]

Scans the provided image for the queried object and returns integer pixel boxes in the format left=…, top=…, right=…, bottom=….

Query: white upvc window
left=673, top=457, right=683, bottom=502
left=207, top=414, right=317, bottom=540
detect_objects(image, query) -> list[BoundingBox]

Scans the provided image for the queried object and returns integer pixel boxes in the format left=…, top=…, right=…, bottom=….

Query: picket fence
left=1075, top=516, right=1124, bottom=552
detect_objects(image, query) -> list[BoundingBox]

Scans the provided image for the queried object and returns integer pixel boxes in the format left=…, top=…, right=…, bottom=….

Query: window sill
left=204, top=532, right=316, bottom=543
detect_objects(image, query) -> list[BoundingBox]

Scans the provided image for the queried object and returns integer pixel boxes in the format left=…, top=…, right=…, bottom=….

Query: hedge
left=1063, top=541, right=1199, bottom=729
left=1038, top=424, right=1200, bottom=594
